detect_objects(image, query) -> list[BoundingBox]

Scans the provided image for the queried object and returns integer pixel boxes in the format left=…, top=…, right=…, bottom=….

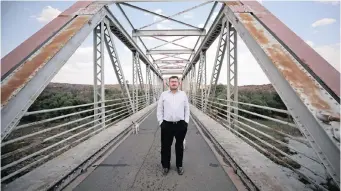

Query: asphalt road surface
left=73, top=111, right=237, bottom=191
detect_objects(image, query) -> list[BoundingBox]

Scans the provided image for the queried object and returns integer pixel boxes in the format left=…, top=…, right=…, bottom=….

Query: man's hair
left=169, top=76, right=179, bottom=81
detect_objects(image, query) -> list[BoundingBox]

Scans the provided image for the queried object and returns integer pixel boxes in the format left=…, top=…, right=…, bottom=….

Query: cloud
left=312, top=18, right=336, bottom=27
left=315, top=0, right=340, bottom=5
left=198, top=23, right=204, bottom=28
left=33, top=6, right=61, bottom=23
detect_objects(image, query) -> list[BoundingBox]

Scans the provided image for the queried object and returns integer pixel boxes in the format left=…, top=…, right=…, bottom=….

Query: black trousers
left=160, top=120, right=188, bottom=169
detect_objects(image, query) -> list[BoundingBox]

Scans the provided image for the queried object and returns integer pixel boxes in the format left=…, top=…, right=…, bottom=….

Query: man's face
left=169, top=78, right=179, bottom=90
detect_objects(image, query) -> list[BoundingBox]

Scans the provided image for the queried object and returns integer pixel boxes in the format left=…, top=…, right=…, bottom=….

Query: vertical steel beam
left=206, top=18, right=229, bottom=107
left=226, top=26, right=238, bottom=126
left=190, top=65, right=196, bottom=104
left=103, top=20, right=133, bottom=114
left=93, top=21, right=105, bottom=128
left=146, top=64, right=150, bottom=105
left=132, top=37, right=139, bottom=113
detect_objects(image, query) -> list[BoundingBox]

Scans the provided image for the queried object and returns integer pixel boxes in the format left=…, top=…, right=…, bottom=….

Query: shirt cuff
left=159, top=120, right=163, bottom=125
left=185, top=120, right=189, bottom=124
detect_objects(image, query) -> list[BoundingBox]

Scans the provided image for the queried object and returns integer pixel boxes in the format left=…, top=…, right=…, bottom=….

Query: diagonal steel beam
left=119, top=2, right=199, bottom=29
left=105, top=7, right=162, bottom=79
left=115, top=3, right=156, bottom=70
left=147, top=49, right=194, bottom=55
left=151, top=36, right=191, bottom=50
left=139, top=1, right=213, bottom=30
left=205, top=19, right=228, bottom=103
left=103, top=19, right=134, bottom=114
left=1, top=3, right=107, bottom=140
left=183, top=5, right=225, bottom=78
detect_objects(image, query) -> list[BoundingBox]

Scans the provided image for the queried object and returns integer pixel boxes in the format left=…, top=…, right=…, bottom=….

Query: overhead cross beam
left=138, top=1, right=212, bottom=29
left=147, top=49, right=194, bottom=55
left=155, top=60, right=188, bottom=65
left=151, top=36, right=191, bottom=50
left=119, top=2, right=200, bottom=29
left=133, top=29, right=205, bottom=37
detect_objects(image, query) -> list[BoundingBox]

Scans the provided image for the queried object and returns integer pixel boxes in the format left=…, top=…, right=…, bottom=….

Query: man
left=157, top=76, right=190, bottom=176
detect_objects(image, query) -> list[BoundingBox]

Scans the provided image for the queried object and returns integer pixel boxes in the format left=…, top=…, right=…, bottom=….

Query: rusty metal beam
left=241, top=1, right=340, bottom=99
left=1, top=1, right=93, bottom=79
left=223, top=5, right=340, bottom=187
left=1, top=3, right=106, bottom=140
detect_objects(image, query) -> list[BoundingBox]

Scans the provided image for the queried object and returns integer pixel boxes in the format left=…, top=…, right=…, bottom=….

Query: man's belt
left=164, top=120, right=183, bottom=124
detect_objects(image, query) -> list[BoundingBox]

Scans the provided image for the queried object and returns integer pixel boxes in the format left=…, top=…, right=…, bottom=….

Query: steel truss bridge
left=1, top=1, right=340, bottom=191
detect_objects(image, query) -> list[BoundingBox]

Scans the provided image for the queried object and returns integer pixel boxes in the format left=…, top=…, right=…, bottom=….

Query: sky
left=1, top=0, right=340, bottom=86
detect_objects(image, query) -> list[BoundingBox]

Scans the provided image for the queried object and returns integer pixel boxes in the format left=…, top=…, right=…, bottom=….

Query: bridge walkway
left=67, top=110, right=238, bottom=191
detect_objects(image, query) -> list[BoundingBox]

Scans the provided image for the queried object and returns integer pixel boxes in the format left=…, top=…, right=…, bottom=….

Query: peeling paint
left=237, top=13, right=336, bottom=115
left=267, top=44, right=331, bottom=111
left=1, top=16, right=90, bottom=107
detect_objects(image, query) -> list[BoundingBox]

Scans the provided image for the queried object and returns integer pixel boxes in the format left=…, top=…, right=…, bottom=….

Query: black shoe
left=177, top=167, right=184, bottom=175
left=162, top=168, right=169, bottom=175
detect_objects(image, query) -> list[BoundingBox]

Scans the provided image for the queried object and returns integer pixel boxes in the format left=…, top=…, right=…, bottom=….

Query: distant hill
left=46, top=82, right=276, bottom=93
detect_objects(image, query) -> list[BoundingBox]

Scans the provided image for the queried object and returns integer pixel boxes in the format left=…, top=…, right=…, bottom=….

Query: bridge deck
left=68, top=110, right=237, bottom=191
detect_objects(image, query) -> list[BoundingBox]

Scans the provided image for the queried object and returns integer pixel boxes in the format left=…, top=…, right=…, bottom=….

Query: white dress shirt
left=157, top=90, right=190, bottom=125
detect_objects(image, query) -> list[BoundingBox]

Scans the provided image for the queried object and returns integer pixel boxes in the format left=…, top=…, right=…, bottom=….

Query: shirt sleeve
left=157, top=92, right=164, bottom=125
left=184, top=92, right=190, bottom=123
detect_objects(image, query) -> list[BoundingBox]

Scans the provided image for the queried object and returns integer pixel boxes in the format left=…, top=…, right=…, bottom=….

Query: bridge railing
left=190, top=93, right=330, bottom=190
left=1, top=93, right=152, bottom=183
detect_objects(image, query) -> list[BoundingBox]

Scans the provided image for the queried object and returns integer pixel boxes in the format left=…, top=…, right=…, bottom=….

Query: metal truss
left=155, top=60, right=188, bottom=65
left=226, top=27, right=238, bottom=125
left=183, top=6, right=225, bottom=77
left=152, top=72, right=157, bottom=102
left=93, top=22, right=106, bottom=128
left=146, top=64, right=151, bottom=105
left=0, top=2, right=106, bottom=140
left=132, top=50, right=139, bottom=113
left=119, top=2, right=199, bottom=29
left=103, top=19, right=134, bottom=114
left=147, top=49, right=194, bottom=55
left=223, top=4, right=340, bottom=186
left=196, top=51, right=206, bottom=111
left=133, top=29, right=205, bottom=37
left=151, top=36, right=191, bottom=50
left=189, top=65, right=196, bottom=104
left=136, top=1, right=211, bottom=30
left=205, top=19, right=229, bottom=105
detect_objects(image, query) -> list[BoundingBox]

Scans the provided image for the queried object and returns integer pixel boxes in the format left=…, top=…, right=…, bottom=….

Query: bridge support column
left=227, top=25, right=238, bottom=127
left=146, top=64, right=151, bottom=106
left=93, top=21, right=105, bottom=128
left=132, top=37, right=139, bottom=113
left=205, top=17, right=229, bottom=112
left=103, top=19, right=133, bottom=115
